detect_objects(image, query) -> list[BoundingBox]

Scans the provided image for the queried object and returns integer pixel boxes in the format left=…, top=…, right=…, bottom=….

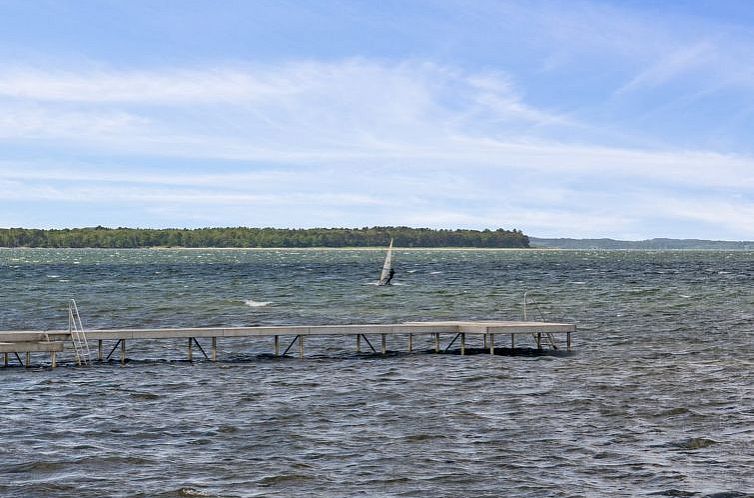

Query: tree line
left=0, top=226, right=530, bottom=248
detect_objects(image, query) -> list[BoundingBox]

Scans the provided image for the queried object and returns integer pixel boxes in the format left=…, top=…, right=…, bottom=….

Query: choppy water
left=1, top=248, right=752, bottom=497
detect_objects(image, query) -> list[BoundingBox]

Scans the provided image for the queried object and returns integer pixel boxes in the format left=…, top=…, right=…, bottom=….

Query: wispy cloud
left=0, top=61, right=582, bottom=171
left=495, top=0, right=754, bottom=114
left=0, top=67, right=290, bottom=103
left=0, top=57, right=753, bottom=238
left=659, top=196, right=754, bottom=235
left=4, top=0, right=754, bottom=242
left=0, top=104, right=147, bottom=139
left=615, top=41, right=716, bottom=95
left=0, top=60, right=567, bottom=131
left=2, top=61, right=752, bottom=186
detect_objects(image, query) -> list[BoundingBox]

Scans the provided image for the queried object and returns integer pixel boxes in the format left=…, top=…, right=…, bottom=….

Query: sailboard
left=377, top=238, right=395, bottom=286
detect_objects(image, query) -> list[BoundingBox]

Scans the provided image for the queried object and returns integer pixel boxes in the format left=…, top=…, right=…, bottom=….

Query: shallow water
left=1, top=248, right=752, bottom=497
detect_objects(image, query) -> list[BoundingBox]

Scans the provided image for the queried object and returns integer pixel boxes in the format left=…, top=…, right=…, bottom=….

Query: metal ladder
left=68, top=299, right=92, bottom=366
left=523, top=291, right=559, bottom=350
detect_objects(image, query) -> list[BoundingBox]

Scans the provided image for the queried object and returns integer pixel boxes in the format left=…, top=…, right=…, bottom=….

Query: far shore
left=1, top=246, right=540, bottom=251
left=149, top=246, right=540, bottom=251
left=3, top=246, right=749, bottom=251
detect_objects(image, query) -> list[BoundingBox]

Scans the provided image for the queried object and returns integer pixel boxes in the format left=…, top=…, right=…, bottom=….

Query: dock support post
left=188, top=338, right=193, bottom=361
left=511, top=334, right=515, bottom=349
left=212, top=337, right=217, bottom=361
left=356, top=334, right=361, bottom=353
left=121, top=339, right=126, bottom=365
left=3, top=353, right=7, bottom=367
left=98, top=340, right=103, bottom=361
left=489, top=334, right=495, bottom=355
left=567, top=332, right=572, bottom=351
left=51, top=351, right=56, bottom=368
left=483, top=334, right=488, bottom=349
left=536, top=332, right=542, bottom=350
left=299, top=335, right=304, bottom=359
left=26, top=352, right=31, bottom=368
left=434, top=333, right=440, bottom=353
left=273, top=335, right=279, bottom=357
left=408, top=333, right=413, bottom=353
left=381, top=334, right=387, bottom=354
left=460, top=333, right=466, bottom=355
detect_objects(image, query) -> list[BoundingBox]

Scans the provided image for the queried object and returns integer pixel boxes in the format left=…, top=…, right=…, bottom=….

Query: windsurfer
left=384, top=268, right=395, bottom=285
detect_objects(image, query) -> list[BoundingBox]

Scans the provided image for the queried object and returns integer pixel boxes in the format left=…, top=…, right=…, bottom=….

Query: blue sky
left=2, top=0, right=754, bottom=239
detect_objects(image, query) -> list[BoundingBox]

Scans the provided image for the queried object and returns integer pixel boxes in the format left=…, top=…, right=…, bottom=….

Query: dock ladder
left=68, top=299, right=92, bottom=366
left=523, top=291, right=559, bottom=350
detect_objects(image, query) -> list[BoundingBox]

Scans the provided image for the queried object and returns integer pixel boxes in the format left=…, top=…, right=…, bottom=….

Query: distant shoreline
left=1, top=246, right=750, bottom=251
left=1, top=246, right=539, bottom=251
left=0, top=226, right=530, bottom=249
left=530, top=237, right=754, bottom=250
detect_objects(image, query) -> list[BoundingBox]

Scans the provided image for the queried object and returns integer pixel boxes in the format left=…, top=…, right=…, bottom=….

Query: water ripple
left=1, top=249, right=753, bottom=497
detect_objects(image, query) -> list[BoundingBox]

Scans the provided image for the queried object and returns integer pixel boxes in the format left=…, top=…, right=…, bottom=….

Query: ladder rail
left=69, top=305, right=84, bottom=365
left=68, top=305, right=81, bottom=365
left=68, top=299, right=92, bottom=366
left=522, top=291, right=560, bottom=350
left=71, top=299, right=91, bottom=360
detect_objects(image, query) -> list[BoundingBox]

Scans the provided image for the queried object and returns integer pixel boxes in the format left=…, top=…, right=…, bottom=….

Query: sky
left=1, top=0, right=754, bottom=239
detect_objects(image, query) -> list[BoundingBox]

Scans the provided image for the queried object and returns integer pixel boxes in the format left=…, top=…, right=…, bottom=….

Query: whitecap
left=244, top=299, right=272, bottom=308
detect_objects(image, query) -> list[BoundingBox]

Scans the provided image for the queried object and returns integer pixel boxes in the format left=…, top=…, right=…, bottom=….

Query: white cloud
left=659, top=197, right=754, bottom=235
left=2, top=60, right=753, bottom=192
left=1, top=58, right=754, bottom=238
left=0, top=64, right=687, bottom=139
left=0, top=180, right=385, bottom=207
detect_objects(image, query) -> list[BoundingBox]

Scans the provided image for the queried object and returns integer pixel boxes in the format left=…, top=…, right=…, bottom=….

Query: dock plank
left=1, top=321, right=574, bottom=341
left=0, top=341, right=64, bottom=353
left=1, top=320, right=575, bottom=367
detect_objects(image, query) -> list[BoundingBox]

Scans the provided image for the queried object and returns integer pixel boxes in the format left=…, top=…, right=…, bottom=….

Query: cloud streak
left=1, top=52, right=753, bottom=238
left=0, top=67, right=290, bottom=103
left=615, top=41, right=716, bottom=95
left=2, top=61, right=753, bottom=183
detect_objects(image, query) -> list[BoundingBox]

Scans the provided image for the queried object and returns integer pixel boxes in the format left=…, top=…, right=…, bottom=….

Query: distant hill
left=530, top=237, right=754, bottom=250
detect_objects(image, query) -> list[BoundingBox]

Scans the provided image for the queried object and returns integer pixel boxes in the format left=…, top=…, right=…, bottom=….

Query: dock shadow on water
left=1, top=248, right=753, bottom=497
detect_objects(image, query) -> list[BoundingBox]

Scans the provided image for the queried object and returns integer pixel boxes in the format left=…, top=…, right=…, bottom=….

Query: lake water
left=1, top=248, right=752, bottom=497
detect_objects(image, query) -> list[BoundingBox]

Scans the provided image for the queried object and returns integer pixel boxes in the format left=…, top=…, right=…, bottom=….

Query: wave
left=244, top=299, right=272, bottom=308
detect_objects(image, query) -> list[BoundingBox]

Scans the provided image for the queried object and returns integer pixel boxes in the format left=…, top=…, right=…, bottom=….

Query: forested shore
left=0, top=226, right=530, bottom=248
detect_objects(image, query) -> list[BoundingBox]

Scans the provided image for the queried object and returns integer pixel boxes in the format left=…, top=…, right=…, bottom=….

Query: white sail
left=377, top=238, right=394, bottom=286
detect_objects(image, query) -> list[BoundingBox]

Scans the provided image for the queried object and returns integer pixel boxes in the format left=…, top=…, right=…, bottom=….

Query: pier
left=0, top=320, right=575, bottom=368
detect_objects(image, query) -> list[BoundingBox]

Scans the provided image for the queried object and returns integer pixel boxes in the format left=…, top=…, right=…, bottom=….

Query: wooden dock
left=0, top=320, right=575, bottom=368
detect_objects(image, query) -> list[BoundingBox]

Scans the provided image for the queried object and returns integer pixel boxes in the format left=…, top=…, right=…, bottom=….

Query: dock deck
left=0, top=320, right=575, bottom=368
